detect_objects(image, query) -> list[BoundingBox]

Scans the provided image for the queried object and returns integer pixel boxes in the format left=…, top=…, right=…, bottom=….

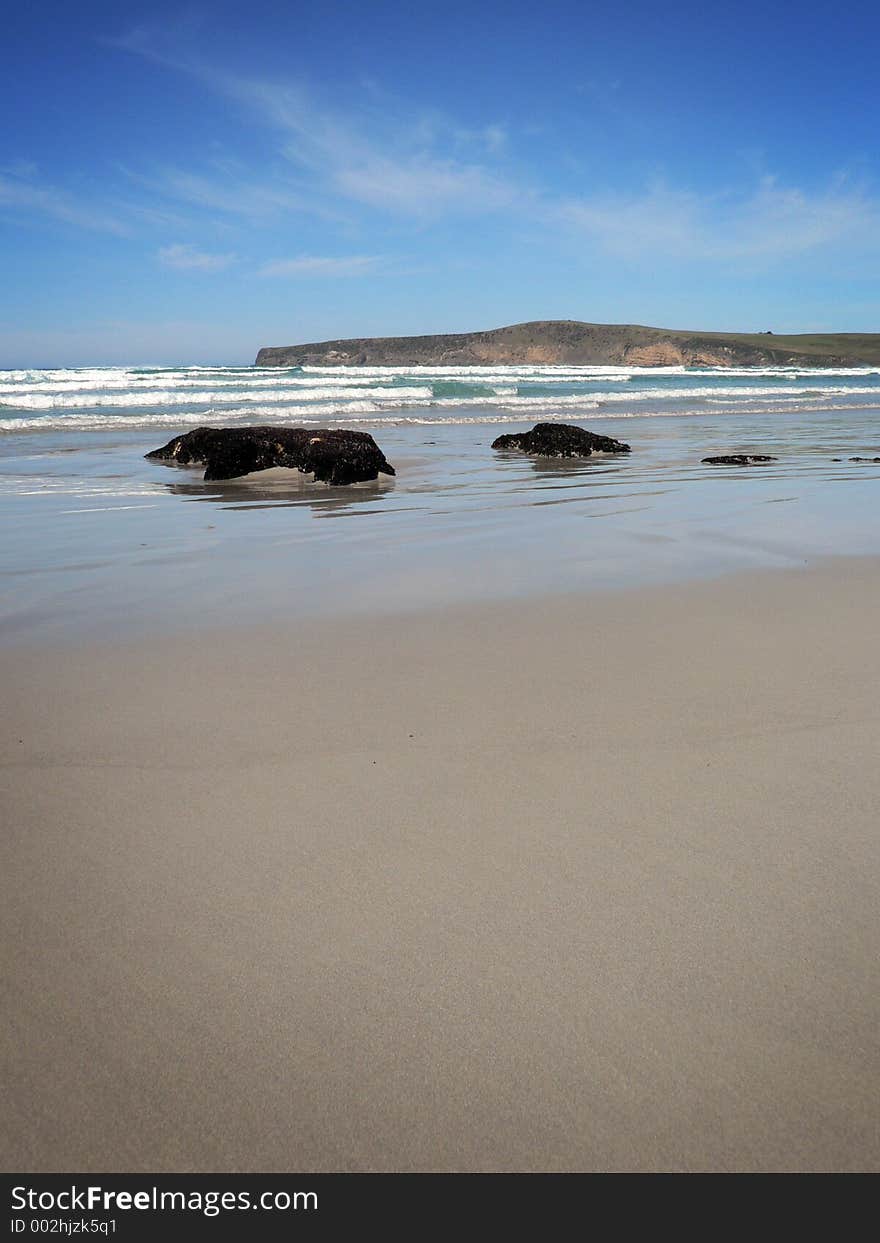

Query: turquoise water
left=1, top=365, right=878, bottom=641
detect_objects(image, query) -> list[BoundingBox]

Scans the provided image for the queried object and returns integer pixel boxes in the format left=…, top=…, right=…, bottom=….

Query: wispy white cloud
left=480, top=124, right=508, bottom=155
left=259, top=255, right=383, bottom=278
left=333, top=157, right=516, bottom=215
left=228, top=78, right=521, bottom=218
left=113, top=24, right=880, bottom=271
left=158, top=243, right=236, bottom=271
left=0, top=172, right=129, bottom=236
left=0, top=159, right=38, bottom=179
left=115, top=30, right=522, bottom=220
left=127, top=165, right=331, bottom=222
left=556, top=177, right=880, bottom=264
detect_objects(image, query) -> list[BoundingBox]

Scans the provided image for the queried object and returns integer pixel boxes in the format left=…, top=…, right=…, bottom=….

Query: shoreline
left=3, top=557, right=879, bottom=1171
left=3, top=401, right=880, bottom=648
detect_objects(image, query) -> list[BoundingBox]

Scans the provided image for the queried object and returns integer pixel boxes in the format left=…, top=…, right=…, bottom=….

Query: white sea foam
left=0, top=408, right=617, bottom=433
left=1, top=385, right=436, bottom=410
left=5, top=381, right=880, bottom=414
left=6, top=398, right=880, bottom=434
left=3, top=362, right=879, bottom=386
left=601, top=384, right=880, bottom=401
left=0, top=373, right=426, bottom=394
left=1, top=362, right=878, bottom=435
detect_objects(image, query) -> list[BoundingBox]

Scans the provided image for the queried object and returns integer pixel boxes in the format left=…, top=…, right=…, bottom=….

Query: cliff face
left=255, top=321, right=880, bottom=368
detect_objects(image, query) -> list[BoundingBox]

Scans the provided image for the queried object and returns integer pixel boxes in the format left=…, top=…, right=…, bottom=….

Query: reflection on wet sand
left=162, top=466, right=395, bottom=515
left=524, top=455, right=628, bottom=480
left=3, top=409, right=880, bottom=644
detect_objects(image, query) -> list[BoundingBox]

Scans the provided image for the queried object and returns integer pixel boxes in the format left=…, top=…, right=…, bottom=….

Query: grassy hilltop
left=256, top=320, right=880, bottom=368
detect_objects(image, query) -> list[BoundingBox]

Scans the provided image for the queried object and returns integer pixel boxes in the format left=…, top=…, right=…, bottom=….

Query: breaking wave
left=1, top=362, right=879, bottom=434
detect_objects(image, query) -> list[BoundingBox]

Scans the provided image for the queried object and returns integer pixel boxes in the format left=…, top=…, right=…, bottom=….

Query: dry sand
left=2, top=557, right=879, bottom=1172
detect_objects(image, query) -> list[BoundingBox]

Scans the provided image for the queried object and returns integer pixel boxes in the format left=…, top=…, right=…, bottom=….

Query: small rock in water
left=491, top=422, right=631, bottom=457
left=849, top=456, right=880, bottom=462
left=146, top=425, right=395, bottom=484
left=701, top=454, right=777, bottom=466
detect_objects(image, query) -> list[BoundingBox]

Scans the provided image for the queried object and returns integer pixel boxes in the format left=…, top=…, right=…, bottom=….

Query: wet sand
left=2, top=557, right=879, bottom=1171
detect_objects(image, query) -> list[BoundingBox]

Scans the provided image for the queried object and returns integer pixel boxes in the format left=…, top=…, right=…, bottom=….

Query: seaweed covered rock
left=491, top=422, right=631, bottom=457
left=146, top=426, right=395, bottom=484
left=701, top=454, right=777, bottom=466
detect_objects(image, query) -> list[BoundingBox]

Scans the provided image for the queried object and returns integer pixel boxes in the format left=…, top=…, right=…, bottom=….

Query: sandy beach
left=2, top=555, right=879, bottom=1172
left=8, top=0, right=880, bottom=1194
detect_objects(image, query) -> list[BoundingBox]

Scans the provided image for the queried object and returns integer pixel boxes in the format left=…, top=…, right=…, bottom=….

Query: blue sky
left=2, top=0, right=879, bottom=365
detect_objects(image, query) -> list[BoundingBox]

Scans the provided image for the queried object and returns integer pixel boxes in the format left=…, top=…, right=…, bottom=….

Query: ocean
left=2, top=363, right=879, bottom=640
left=4, top=361, right=880, bottom=430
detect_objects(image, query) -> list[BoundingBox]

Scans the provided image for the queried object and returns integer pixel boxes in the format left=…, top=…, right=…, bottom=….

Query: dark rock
left=849, top=456, right=880, bottom=462
left=145, top=426, right=395, bottom=484
left=701, top=454, right=777, bottom=466
left=491, top=422, right=631, bottom=457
